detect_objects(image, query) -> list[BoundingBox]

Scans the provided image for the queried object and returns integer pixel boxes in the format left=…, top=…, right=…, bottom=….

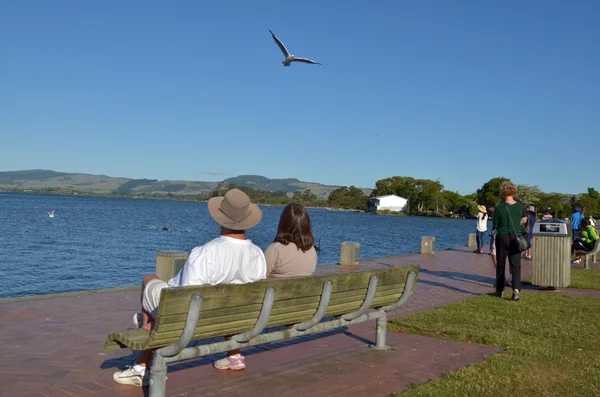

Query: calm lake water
left=0, top=193, right=488, bottom=299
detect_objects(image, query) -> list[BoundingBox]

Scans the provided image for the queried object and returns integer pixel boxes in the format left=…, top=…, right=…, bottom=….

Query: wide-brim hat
left=208, top=188, right=262, bottom=230
left=477, top=205, right=487, bottom=213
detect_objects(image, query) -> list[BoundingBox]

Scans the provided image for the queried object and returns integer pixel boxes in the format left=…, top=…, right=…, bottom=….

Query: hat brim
left=477, top=205, right=487, bottom=213
left=208, top=197, right=262, bottom=230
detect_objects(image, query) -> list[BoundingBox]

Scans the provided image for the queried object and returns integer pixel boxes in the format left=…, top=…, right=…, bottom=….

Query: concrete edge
left=0, top=285, right=140, bottom=303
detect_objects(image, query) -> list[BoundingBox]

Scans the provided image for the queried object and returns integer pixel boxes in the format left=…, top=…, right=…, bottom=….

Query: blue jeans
left=476, top=230, right=486, bottom=251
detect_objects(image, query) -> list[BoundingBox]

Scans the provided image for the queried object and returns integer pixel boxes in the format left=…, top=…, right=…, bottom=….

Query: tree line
left=369, top=176, right=599, bottom=219
left=5, top=176, right=598, bottom=219
left=203, top=183, right=368, bottom=210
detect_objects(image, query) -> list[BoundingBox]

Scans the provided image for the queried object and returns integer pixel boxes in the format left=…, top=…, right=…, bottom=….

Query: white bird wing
left=269, top=30, right=290, bottom=58
left=292, top=57, right=322, bottom=65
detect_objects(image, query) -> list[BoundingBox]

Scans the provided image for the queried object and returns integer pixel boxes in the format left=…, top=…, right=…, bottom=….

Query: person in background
left=523, top=205, right=537, bottom=260
left=474, top=205, right=488, bottom=254
left=492, top=181, right=527, bottom=301
left=571, top=207, right=585, bottom=240
left=542, top=208, right=553, bottom=220
left=588, top=215, right=596, bottom=228
left=572, top=218, right=599, bottom=264
left=264, top=203, right=318, bottom=278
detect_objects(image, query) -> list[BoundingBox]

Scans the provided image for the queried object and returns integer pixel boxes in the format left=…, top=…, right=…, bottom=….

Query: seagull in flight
left=269, top=30, right=322, bottom=67
left=48, top=210, right=56, bottom=218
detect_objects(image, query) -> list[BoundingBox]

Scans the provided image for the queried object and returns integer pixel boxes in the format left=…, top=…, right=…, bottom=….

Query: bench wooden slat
left=154, top=283, right=404, bottom=330
left=152, top=286, right=404, bottom=334
left=156, top=268, right=409, bottom=314
left=145, top=294, right=405, bottom=348
left=104, top=266, right=418, bottom=352
left=104, top=328, right=150, bottom=351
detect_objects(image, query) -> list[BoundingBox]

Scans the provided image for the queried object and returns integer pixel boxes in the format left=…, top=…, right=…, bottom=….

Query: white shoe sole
left=113, top=372, right=146, bottom=387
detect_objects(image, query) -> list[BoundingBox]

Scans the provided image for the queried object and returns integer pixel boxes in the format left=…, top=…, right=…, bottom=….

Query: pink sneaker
left=214, top=355, right=245, bottom=370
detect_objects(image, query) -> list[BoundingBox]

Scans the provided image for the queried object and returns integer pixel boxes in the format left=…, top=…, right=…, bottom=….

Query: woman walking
left=474, top=205, right=488, bottom=254
left=492, top=181, right=528, bottom=301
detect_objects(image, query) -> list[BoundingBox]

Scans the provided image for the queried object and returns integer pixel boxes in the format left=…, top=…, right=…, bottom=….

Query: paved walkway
left=0, top=247, right=596, bottom=397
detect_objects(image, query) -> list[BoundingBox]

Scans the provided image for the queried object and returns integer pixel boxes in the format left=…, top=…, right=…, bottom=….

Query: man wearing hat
left=571, top=207, right=585, bottom=241
left=113, top=188, right=267, bottom=387
left=474, top=205, right=488, bottom=254
left=542, top=208, right=553, bottom=221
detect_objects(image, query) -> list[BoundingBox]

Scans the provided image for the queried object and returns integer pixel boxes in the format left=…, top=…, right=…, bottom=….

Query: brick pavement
left=1, top=247, right=596, bottom=397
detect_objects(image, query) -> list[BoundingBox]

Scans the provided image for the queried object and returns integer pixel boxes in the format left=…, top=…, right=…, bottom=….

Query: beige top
left=264, top=242, right=317, bottom=278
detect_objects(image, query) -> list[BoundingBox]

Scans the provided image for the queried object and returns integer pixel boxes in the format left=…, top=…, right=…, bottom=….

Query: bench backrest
left=144, top=265, right=419, bottom=349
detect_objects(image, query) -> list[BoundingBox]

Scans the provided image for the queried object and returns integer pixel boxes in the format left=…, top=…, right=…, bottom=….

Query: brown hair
left=499, top=181, right=518, bottom=198
left=581, top=218, right=591, bottom=228
left=273, top=203, right=315, bottom=252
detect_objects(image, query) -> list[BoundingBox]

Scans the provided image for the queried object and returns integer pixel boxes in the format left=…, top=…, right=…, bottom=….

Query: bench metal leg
left=369, top=312, right=391, bottom=350
left=585, top=255, right=590, bottom=269
left=149, top=354, right=167, bottom=397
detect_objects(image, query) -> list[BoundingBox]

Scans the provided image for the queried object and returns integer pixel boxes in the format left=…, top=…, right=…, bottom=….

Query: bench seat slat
left=146, top=294, right=404, bottom=348
left=152, top=284, right=405, bottom=333
left=103, top=266, right=418, bottom=351
left=156, top=268, right=410, bottom=315
left=104, top=328, right=150, bottom=351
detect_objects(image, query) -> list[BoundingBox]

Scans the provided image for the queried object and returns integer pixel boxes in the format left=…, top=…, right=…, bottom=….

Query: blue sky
left=1, top=0, right=598, bottom=195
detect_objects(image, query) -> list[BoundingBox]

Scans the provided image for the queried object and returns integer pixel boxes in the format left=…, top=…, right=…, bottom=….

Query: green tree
left=516, top=184, right=541, bottom=207
left=328, top=186, right=367, bottom=210
left=413, top=179, right=444, bottom=213
left=440, top=190, right=471, bottom=216
left=372, top=176, right=444, bottom=214
left=476, top=177, right=509, bottom=208
left=538, top=193, right=571, bottom=219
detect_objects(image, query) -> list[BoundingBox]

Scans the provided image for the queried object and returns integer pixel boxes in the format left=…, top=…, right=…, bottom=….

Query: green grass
left=570, top=268, right=600, bottom=290
left=388, top=293, right=600, bottom=397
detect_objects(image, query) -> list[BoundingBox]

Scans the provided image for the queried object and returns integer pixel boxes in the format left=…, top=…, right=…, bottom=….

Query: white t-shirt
left=167, top=236, right=267, bottom=287
left=476, top=212, right=488, bottom=232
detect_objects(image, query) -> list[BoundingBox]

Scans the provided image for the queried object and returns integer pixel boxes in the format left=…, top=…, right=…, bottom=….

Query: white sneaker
left=133, top=312, right=142, bottom=328
left=113, top=365, right=149, bottom=387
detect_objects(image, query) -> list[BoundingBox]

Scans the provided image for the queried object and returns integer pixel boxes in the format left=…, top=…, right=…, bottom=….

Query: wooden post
left=468, top=233, right=477, bottom=249
left=156, top=251, right=189, bottom=282
left=340, top=242, right=360, bottom=265
left=421, top=236, right=435, bottom=254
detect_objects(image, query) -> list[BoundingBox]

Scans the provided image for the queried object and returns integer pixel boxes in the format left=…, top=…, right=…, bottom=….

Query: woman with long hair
left=492, top=181, right=528, bottom=301
left=265, top=203, right=318, bottom=278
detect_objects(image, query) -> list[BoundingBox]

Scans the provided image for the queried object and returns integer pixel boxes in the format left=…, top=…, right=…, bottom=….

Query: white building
left=368, top=194, right=408, bottom=212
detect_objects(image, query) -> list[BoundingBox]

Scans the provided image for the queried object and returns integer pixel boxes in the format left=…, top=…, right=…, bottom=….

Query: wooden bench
left=574, top=237, right=600, bottom=269
left=104, top=265, right=419, bottom=397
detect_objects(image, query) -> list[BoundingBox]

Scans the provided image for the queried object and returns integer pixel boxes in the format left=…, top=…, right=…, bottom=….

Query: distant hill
left=0, top=169, right=372, bottom=199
